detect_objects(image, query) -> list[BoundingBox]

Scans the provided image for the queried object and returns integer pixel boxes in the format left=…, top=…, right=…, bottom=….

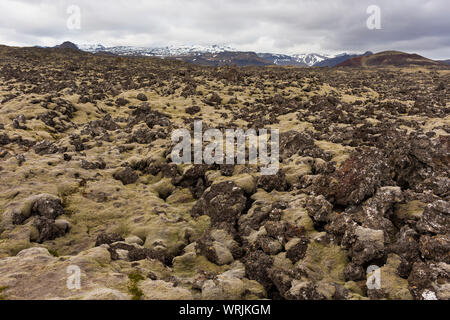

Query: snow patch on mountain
left=291, top=53, right=334, bottom=66
left=258, top=52, right=337, bottom=67
left=78, top=44, right=106, bottom=52
left=78, top=44, right=236, bottom=57
left=77, top=43, right=360, bottom=67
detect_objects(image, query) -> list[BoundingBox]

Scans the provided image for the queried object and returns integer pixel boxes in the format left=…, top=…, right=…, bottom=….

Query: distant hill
left=314, top=51, right=373, bottom=67
left=439, top=59, right=450, bottom=65
left=54, top=41, right=79, bottom=50
left=337, top=51, right=446, bottom=67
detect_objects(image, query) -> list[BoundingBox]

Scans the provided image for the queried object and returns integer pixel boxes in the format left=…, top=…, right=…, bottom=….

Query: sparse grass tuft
left=47, top=248, right=60, bottom=257
left=114, top=222, right=130, bottom=238
left=9, top=242, right=32, bottom=256
left=127, top=272, right=145, bottom=300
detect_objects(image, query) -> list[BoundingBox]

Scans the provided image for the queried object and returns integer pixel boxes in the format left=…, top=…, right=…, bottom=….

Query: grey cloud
left=0, top=0, right=449, bottom=59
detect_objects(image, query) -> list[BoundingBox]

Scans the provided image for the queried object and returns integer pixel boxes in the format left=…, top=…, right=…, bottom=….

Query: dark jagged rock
left=419, top=235, right=450, bottom=263
left=185, top=106, right=201, bottom=115
left=136, top=93, right=148, bottom=101
left=113, top=167, right=139, bottom=185
left=32, top=196, right=65, bottom=220
left=33, top=140, right=61, bottom=155
left=116, top=97, right=129, bottom=107
left=342, top=226, right=385, bottom=265
left=286, top=237, right=310, bottom=263
left=389, top=226, right=420, bottom=276
left=279, top=131, right=330, bottom=160
left=416, top=200, right=450, bottom=235
left=129, top=127, right=167, bottom=144
left=95, top=233, right=124, bottom=246
left=81, top=159, right=106, bottom=170
left=257, top=170, right=288, bottom=192
left=317, top=149, right=393, bottom=206
left=408, top=262, right=450, bottom=300
left=242, top=250, right=274, bottom=290
left=33, top=217, right=67, bottom=243
left=191, top=181, right=247, bottom=227
left=0, top=133, right=10, bottom=145
left=306, top=195, right=333, bottom=223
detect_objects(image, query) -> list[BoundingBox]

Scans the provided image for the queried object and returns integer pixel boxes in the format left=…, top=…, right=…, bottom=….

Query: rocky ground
left=0, top=46, right=448, bottom=300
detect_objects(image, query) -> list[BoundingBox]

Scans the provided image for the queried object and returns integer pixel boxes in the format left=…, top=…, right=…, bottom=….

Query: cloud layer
left=0, top=0, right=449, bottom=59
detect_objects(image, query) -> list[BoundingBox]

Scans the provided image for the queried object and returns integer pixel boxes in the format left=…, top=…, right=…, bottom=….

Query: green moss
left=345, top=281, right=364, bottom=296
left=299, top=239, right=349, bottom=283
left=377, top=254, right=413, bottom=300
left=47, top=248, right=59, bottom=257
left=151, top=178, right=175, bottom=200
left=127, top=272, right=145, bottom=300
left=173, top=252, right=197, bottom=277
left=395, top=201, right=426, bottom=221
left=0, top=286, right=8, bottom=300
left=114, top=222, right=131, bottom=238
left=7, top=241, right=32, bottom=256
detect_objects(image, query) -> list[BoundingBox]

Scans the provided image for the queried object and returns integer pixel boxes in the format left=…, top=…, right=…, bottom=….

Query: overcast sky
left=0, top=0, right=449, bottom=59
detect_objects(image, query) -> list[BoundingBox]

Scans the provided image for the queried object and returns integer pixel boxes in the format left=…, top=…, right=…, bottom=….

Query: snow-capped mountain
left=257, top=53, right=307, bottom=66
left=78, top=44, right=236, bottom=57
left=154, top=45, right=236, bottom=56
left=76, top=43, right=370, bottom=67
left=78, top=44, right=106, bottom=52
left=258, top=53, right=335, bottom=67
left=291, top=53, right=334, bottom=67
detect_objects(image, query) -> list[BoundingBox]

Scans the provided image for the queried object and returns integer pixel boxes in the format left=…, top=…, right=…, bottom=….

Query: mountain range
left=50, top=42, right=448, bottom=68
left=78, top=44, right=237, bottom=57
left=76, top=43, right=369, bottom=67
left=257, top=52, right=333, bottom=66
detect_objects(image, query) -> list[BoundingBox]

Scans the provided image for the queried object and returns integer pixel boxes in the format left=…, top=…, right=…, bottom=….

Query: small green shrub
left=127, top=272, right=145, bottom=300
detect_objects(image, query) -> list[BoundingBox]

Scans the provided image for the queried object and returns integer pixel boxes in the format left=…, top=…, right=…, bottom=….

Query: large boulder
left=408, top=261, right=450, bottom=300
left=316, top=149, right=392, bottom=206
left=419, top=235, right=450, bottom=263
left=416, top=201, right=449, bottom=235
left=197, top=229, right=242, bottom=266
left=113, top=167, right=139, bottom=185
left=343, top=226, right=385, bottom=265
left=33, top=216, right=67, bottom=243
left=31, top=194, right=65, bottom=220
left=191, top=181, right=247, bottom=228
left=3, top=194, right=65, bottom=227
